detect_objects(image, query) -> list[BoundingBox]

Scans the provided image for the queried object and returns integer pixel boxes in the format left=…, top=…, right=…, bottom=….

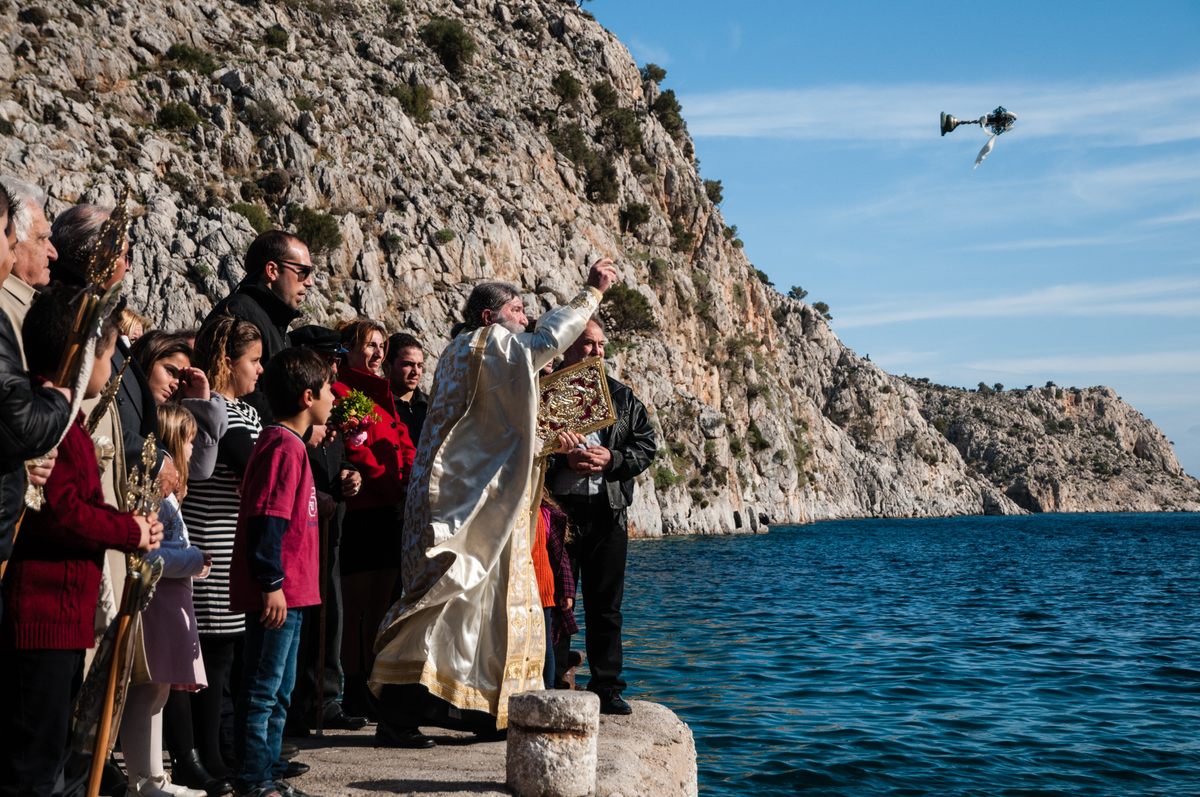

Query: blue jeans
left=235, top=610, right=303, bottom=790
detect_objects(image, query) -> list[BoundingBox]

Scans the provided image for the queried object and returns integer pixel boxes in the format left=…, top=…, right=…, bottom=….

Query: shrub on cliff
left=242, top=100, right=286, bottom=135
left=164, top=43, right=217, bottom=74
left=551, top=70, right=582, bottom=106
left=652, top=89, right=685, bottom=138
left=641, top=63, right=667, bottom=83
left=230, top=203, right=272, bottom=234
left=390, top=83, right=432, bottom=123
left=620, top=202, right=650, bottom=233
left=156, top=102, right=200, bottom=130
left=584, top=157, right=619, bottom=204
left=288, top=206, right=342, bottom=255
left=812, top=301, right=832, bottom=320
left=671, top=220, right=696, bottom=253
left=263, top=24, right=289, bottom=48
left=591, top=81, right=619, bottom=114
left=704, top=179, right=724, bottom=205
left=420, top=17, right=476, bottom=78
left=604, top=107, right=642, bottom=152
left=601, top=283, right=658, bottom=335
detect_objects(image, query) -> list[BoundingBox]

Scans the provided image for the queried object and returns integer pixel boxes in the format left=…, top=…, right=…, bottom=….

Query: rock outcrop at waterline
left=3, top=0, right=1196, bottom=534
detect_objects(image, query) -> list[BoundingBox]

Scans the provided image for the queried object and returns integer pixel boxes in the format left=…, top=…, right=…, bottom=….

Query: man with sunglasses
left=205, top=230, right=315, bottom=421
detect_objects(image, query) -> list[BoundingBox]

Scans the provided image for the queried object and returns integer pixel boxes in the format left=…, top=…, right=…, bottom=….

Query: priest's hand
left=586, top=258, right=617, bottom=293
left=261, top=590, right=288, bottom=630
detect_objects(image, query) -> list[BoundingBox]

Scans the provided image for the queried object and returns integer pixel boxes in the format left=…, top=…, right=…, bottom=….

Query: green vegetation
left=704, top=179, right=723, bottom=205
left=17, top=7, right=51, bottom=25
left=386, top=0, right=406, bottom=15
left=434, top=228, right=456, bottom=244
left=590, top=80, right=619, bottom=113
left=748, top=420, right=770, bottom=451
left=584, top=157, right=618, bottom=204
left=242, top=100, right=286, bottom=135
left=601, top=283, right=658, bottom=335
left=652, top=89, right=685, bottom=138
left=640, top=63, right=667, bottom=83
left=604, top=107, right=642, bottom=152
left=0, top=119, right=13, bottom=136
left=164, top=43, right=217, bottom=74
left=648, top=257, right=668, bottom=280
left=292, top=96, right=316, bottom=112
left=389, top=83, right=432, bottom=123
left=288, top=206, right=342, bottom=254
left=548, top=123, right=591, bottom=165
left=263, top=24, right=289, bottom=48
left=754, top=268, right=773, bottom=286
left=670, top=220, right=695, bottom=253
left=551, top=70, right=582, bottom=106
left=620, top=202, right=650, bottom=233
left=156, top=102, right=200, bottom=130
left=258, top=169, right=290, bottom=197
left=812, top=301, right=832, bottom=320
left=788, top=285, right=808, bottom=301
left=420, top=17, right=476, bottom=78
left=653, top=465, right=683, bottom=490
left=230, top=203, right=272, bottom=234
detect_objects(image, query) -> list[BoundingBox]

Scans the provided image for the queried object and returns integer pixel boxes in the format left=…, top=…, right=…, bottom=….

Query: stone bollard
left=506, top=690, right=600, bottom=797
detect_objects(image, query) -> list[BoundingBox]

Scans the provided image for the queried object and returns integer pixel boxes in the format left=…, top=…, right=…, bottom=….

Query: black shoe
left=281, top=760, right=310, bottom=779
left=204, top=777, right=235, bottom=797
left=99, top=754, right=127, bottom=797
left=280, top=742, right=299, bottom=760
left=283, top=722, right=311, bottom=739
left=171, top=748, right=216, bottom=789
left=321, top=707, right=368, bottom=731
left=277, top=784, right=318, bottom=797
left=598, top=693, right=632, bottom=715
left=375, top=722, right=436, bottom=749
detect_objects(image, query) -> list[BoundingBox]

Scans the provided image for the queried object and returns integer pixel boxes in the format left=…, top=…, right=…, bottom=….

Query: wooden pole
left=86, top=613, right=132, bottom=797
left=314, top=512, right=329, bottom=736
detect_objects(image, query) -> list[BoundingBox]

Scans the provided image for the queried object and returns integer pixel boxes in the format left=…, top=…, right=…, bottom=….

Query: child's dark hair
left=262, top=346, right=331, bottom=418
left=193, top=314, right=262, bottom=395
left=22, top=283, right=119, bottom=379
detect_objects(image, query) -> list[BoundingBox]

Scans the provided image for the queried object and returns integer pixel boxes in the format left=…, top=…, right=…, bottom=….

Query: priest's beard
left=499, top=319, right=525, bottom=334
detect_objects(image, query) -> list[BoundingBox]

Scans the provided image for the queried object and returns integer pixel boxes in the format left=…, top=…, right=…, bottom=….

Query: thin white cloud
left=1141, top=208, right=1200, bottom=226
left=681, top=71, right=1200, bottom=145
left=836, top=276, right=1200, bottom=329
left=967, top=351, right=1200, bottom=376
left=628, top=37, right=670, bottom=66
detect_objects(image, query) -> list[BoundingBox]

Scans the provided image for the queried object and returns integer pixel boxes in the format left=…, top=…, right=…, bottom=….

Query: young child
left=0, top=286, right=161, bottom=796
left=229, top=348, right=332, bottom=797
left=119, top=404, right=209, bottom=797
left=533, top=491, right=577, bottom=689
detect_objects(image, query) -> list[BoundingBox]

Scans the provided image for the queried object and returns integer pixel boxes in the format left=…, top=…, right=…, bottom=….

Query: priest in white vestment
left=371, top=259, right=617, bottom=734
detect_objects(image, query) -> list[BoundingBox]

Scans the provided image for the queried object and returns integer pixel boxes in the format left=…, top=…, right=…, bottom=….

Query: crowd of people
left=0, top=175, right=657, bottom=797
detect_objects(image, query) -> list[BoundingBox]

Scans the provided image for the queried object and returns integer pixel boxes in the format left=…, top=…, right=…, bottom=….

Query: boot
left=169, top=749, right=232, bottom=796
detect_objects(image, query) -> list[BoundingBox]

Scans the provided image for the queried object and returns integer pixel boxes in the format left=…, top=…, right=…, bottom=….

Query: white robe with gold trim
left=370, top=286, right=601, bottom=727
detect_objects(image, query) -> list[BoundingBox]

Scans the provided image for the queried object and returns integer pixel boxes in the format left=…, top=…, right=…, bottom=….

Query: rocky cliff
left=2, top=0, right=1196, bottom=535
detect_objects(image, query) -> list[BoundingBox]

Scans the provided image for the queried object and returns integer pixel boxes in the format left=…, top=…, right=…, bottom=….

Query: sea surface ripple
left=619, top=513, right=1200, bottom=795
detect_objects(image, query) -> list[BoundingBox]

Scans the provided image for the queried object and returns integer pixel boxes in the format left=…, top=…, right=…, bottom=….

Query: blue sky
left=591, top=0, right=1200, bottom=477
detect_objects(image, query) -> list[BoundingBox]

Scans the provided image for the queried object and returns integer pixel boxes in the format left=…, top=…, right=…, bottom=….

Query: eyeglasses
left=277, top=260, right=315, bottom=280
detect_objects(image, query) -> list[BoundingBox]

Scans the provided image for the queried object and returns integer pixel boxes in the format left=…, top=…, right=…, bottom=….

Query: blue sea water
left=617, top=513, right=1200, bottom=796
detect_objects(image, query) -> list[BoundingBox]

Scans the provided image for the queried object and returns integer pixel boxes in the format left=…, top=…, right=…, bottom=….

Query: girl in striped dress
left=184, top=316, right=264, bottom=788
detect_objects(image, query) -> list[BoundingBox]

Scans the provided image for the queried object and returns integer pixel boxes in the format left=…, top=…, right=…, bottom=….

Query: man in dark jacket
left=0, top=184, right=72, bottom=620
left=204, top=230, right=313, bottom=421
left=547, top=319, right=656, bottom=715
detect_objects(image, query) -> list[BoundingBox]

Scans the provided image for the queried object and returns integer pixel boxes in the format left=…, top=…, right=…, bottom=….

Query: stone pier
left=291, top=700, right=697, bottom=796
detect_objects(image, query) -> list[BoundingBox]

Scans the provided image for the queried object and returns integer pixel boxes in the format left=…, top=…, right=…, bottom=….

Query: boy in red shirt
left=229, top=347, right=332, bottom=797
left=0, top=285, right=163, bottom=796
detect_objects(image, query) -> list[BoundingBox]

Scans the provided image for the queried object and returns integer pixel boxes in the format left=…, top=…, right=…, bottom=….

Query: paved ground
left=286, top=700, right=696, bottom=796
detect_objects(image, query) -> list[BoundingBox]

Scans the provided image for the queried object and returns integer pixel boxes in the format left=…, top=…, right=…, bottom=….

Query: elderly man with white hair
left=0, top=177, right=56, bottom=352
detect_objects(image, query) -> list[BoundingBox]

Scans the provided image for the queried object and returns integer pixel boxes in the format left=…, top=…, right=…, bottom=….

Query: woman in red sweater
left=0, top=286, right=162, bottom=797
left=332, top=319, right=416, bottom=720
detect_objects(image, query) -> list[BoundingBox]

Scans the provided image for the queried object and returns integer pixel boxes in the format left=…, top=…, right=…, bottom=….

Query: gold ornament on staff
left=24, top=187, right=131, bottom=509
left=75, top=434, right=163, bottom=797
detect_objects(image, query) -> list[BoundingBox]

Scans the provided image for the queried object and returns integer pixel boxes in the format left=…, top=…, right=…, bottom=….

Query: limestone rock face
left=910, top=381, right=1200, bottom=513
left=2, top=0, right=1194, bottom=534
